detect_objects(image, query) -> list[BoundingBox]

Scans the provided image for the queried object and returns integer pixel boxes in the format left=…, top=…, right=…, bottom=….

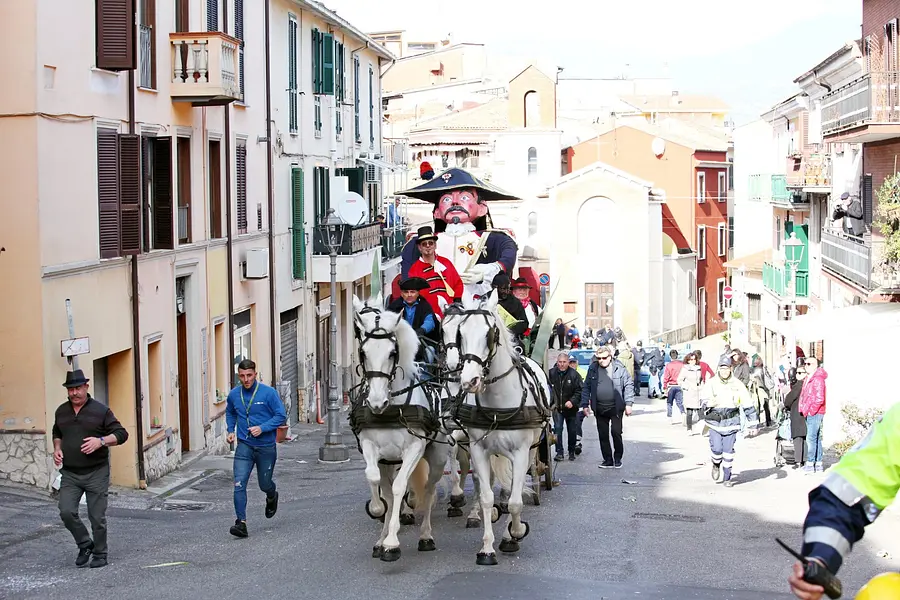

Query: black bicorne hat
left=397, top=168, right=519, bottom=204
left=398, top=277, right=430, bottom=291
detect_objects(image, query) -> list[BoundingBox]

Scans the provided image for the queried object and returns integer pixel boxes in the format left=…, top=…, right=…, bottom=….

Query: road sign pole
left=65, top=299, right=78, bottom=371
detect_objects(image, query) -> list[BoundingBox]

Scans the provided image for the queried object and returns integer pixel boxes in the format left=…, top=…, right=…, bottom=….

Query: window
left=697, top=225, right=706, bottom=260
left=716, top=278, right=727, bottom=314
left=138, top=0, right=157, bottom=89
left=687, top=271, right=695, bottom=301
left=314, top=96, right=322, bottom=137
left=353, top=55, right=361, bottom=143
left=97, top=128, right=141, bottom=258
left=727, top=161, right=734, bottom=190
left=728, top=216, right=734, bottom=249
left=96, top=0, right=136, bottom=71
left=696, top=171, right=706, bottom=203
left=313, top=166, right=330, bottom=224
left=208, top=139, right=223, bottom=238
left=311, top=28, right=335, bottom=95
left=236, top=140, right=247, bottom=234
left=147, top=338, right=164, bottom=430
left=175, top=0, right=189, bottom=32
left=717, top=222, right=726, bottom=257
left=335, top=39, right=345, bottom=139
left=235, top=0, right=244, bottom=100
left=206, top=0, right=217, bottom=31
left=528, top=211, right=538, bottom=236
left=527, top=147, right=537, bottom=175
left=775, top=216, right=782, bottom=252
left=369, top=65, right=375, bottom=147
left=176, top=137, right=191, bottom=244
left=287, top=15, right=298, bottom=133
left=291, top=167, right=306, bottom=279
left=141, top=136, right=174, bottom=250
left=233, top=309, right=252, bottom=386
left=718, top=171, right=726, bottom=202
left=524, top=91, right=540, bottom=127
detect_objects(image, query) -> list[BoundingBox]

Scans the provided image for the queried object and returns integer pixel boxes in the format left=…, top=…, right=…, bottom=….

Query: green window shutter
left=347, top=166, right=365, bottom=195
left=311, top=28, right=320, bottom=93
left=291, top=167, right=306, bottom=279
left=336, top=42, right=344, bottom=101
left=322, top=33, right=334, bottom=95
left=288, top=17, right=298, bottom=132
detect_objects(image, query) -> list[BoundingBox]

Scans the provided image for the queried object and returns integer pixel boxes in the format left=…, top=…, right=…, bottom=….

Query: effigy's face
left=433, top=188, right=487, bottom=225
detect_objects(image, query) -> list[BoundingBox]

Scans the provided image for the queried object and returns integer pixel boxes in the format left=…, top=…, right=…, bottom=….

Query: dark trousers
left=548, top=332, right=565, bottom=349
left=576, top=409, right=586, bottom=438
left=233, top=441, right=278, bottom=521
left=685, top=408, right=702, bottom=431
left=709, top=429, right=737, bottom=481
left=596, top=408, right=624, bottom=462
left=666, top=386, right=684, bottom=417
left=58, top=464, right=110, bottom=556
left=553, top=410, right=578, bottom=455
left=793, top=436, right=806, bottom=465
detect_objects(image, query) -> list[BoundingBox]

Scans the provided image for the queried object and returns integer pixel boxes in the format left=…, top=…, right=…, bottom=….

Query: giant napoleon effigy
left=397, top=168, right=519, bottom=299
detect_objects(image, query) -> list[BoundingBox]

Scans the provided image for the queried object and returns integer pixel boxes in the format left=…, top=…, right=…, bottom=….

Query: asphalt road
left=1, top=394, right=897, bottom=600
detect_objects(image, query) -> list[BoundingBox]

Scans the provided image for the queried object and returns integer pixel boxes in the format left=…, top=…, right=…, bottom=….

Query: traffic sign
left=723, top=286, right=734, bottom=301
left=538, top=273, right=550, bottom=286
left=60, top=337, right=90, bottom=358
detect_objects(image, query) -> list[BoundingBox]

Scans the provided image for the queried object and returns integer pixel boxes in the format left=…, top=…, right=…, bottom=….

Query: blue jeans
left=553, top=410, right=578, bottom=455
left=233, top=441, right=277, bottom=521
left=666, top=387, right=684, bottom=418
left=805, top=414, right=825, bottom=464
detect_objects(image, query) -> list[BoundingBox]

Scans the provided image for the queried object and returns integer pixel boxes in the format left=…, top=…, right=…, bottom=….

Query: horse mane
left=392, top=318, right=420, bottom=381
left=460, top=293, right=520, bottom=362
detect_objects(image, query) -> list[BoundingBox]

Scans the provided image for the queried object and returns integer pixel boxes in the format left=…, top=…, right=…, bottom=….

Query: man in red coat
left=406, top=225, right=463, bottom=319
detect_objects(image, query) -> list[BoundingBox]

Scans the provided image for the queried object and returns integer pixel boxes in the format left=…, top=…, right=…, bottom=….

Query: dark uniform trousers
left=58, top=464, right=110, bottom=556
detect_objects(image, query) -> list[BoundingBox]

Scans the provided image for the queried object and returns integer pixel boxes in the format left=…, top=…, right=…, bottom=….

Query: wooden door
left=585, top=283, right=614, bottom=330
left=177, top=312, right=191, bottom=451
left=208, top=140, right=222, bottom=238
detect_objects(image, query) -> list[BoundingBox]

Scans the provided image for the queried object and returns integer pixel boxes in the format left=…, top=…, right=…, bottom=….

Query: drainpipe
left=263, top=0, right=277, bottom=383
left=224, top=0, right=236, bottom=388
left=126, top=8, right=146, bottom=488
left=813, top=69, right=832, bottom=93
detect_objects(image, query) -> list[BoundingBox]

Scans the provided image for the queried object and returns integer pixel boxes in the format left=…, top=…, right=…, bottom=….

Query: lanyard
left=239, top=382, right=259, bottom=428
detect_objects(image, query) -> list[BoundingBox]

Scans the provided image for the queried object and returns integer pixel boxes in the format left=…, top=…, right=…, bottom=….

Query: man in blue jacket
left=226, top=359, right=287, bottom=538
left=581, top=345, right=635, bottom=468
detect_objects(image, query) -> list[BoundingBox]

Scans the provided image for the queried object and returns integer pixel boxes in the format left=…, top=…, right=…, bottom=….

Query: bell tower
left=508, top=65, right=557, bottom=129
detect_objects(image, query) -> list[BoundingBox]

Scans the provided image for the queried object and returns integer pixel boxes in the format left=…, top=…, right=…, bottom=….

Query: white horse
left=441, top=292, right=550, bottom=565
left=351, top=294, right=451, bottom=561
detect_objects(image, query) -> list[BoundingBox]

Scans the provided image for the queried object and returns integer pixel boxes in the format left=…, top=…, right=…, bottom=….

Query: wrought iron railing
left=312, top=222, right=382, bottom=255
left=822, top=71, right=900, bottom=136
left=381, top=224, right=410, bottom=261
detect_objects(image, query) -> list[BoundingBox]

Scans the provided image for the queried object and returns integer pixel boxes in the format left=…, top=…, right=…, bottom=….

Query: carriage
left=348, top=292, right=556, bottom=564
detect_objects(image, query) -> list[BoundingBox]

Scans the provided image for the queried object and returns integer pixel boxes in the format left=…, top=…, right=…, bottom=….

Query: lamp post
left=318, top=208, right=350, bottom=463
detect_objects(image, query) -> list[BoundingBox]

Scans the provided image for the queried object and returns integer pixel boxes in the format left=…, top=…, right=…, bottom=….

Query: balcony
left=381, top=224, right=410, bottom=262
left=821, top=228, right=878, bottom=290
left=169, top=32, right=242, bottom=106
left=763, top=261, right=809, bottom=300
left=786, top=155, right=832, bottom=192
left=821, top=71, right=900, bottom=143
left=749, top=174, right=806, bottom=208
left=311, top=222, right=383, bottom=283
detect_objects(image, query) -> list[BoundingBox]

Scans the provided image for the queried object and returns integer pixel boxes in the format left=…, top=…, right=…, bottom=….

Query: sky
left=322, top=0, right=862, bottom=125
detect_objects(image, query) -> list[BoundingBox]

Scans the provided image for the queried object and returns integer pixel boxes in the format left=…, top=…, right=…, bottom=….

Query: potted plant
left=874, top=173, right=900, bottom=285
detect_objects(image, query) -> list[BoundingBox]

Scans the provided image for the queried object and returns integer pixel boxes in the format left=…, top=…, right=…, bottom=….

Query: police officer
left=788, top=402, right=900, bottom=599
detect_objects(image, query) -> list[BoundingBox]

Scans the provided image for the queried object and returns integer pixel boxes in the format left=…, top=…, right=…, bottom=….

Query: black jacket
left=52, top=396, right=128, bottom=474
left=387, top=297, right=438, bottom=361
left=782, top=380, right=807, bottom=438
left=497, top=293, right=528, bottom=339
left=548, top=366, right=583, bottom=413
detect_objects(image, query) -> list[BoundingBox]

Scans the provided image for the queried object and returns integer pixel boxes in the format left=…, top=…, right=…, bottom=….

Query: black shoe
left=265, top=491, right=279, bottom=519
left=599, top=460, right=614, bottom=468
left=614, top=461, right=623, bottom=469
left=75, top=544, right=93, bottom=567
left=89, top=555, right=107, bottom=569
left=554, top=454, right=564, bottom=462
left=568, top=454, right=576, bottom=461
left=230, top=519, right=248, bottom=538
left=711, top=463, right=721, bottom=482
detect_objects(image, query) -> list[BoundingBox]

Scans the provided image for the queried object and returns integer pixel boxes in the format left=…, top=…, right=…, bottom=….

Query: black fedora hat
left=415, top=225, right=438, bottom=243
left=397, top=168, right=519, bottom=204
left=398, top=277, right=430, bottom=291
left=63, top=369, right=90, bottom=388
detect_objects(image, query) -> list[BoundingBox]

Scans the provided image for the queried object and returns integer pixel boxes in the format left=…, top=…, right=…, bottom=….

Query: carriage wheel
left=542, top=425, right=554, bottom=491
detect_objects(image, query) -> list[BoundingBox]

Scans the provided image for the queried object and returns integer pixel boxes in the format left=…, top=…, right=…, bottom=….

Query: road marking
left=142, top=562, right=189, bottom=569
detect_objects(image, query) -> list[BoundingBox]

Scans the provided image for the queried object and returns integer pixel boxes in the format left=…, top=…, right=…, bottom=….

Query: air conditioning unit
left=365, top=164, right=380, bottom=182
left=243, top=248, right=269, bottom=279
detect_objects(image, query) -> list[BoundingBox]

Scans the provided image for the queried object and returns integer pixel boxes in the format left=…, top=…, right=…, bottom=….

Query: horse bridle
left=442, top=306, right=502, bottom=381
left=354, top=306, right=401, bottom=384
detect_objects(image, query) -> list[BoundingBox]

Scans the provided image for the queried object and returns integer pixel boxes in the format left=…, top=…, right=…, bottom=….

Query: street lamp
left=783, top=232, right=804, bottom=359
left=318, top=208, right=350, bottom=463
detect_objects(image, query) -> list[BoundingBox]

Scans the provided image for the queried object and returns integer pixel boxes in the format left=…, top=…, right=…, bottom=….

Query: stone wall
left=0, top=432, right=52, bottom=489
left=204, top=414, right=230, bottom=456
left=143, top=435, right=181, bottom=483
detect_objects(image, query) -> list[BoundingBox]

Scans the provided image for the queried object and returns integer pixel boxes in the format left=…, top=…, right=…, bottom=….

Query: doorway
left=176, top=277, right=191, bottom=452
left=585, top=283, right=614, bottom=331
left=280, top=308, right=299, bottom=424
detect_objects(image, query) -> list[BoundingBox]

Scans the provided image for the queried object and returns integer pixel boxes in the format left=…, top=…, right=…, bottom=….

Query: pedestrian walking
left=749, top=356, right=776, bottom=427
left=662, top=349, right=685, bottom=424
left=678, top=353, right=703, bottom=434
left=226, top=359, right=287, bottom=538
left=581, top=345, right=635, bottom=469
left=52, top=369, right=129, bottom=568
left=548, top=352, right=583, bottom=461
left=778, top=366, right=807, bottom=469
left=568, top=355, right=586, bottom=455
left=799, top=356, right=828, bottom=474
left=700, top=356, right=759, bottom=487
left=694, top=349, right=714, bottom=382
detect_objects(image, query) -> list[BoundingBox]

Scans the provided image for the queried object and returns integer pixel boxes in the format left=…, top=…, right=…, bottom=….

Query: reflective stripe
left=804, top=526, right=851, bottom=558
left=822, top=473, right=883, bottom=523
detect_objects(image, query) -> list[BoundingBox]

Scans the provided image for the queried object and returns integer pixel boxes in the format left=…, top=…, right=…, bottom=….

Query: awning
left=724, top=249, right=772, bottom=272
left=789, top=303, right=900, bottom=340
left=357, top=156, right=403, bottom=172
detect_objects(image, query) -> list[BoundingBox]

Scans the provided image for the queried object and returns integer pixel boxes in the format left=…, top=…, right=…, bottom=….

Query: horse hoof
left=365, top=499, right=387, bottom=520
left=418, top=538, right=436, bottom=552
left=372, top=545, right=384, bottom=559
left=475, top=552, right=498, bottom=566
left=466, top=518, right=482, bottom=529
left=491, top=505, right=501, bottom=523
left=498, top=539, right=520, bottom=553
left=399, top=513, right=416, bottom=526
left=447, top=506, right=464, bottom=518
left=508, top=520, right=530, bottom=541
left=380, top=547, right=401, bottom=562
left=449, top=494, right=466, bottom=508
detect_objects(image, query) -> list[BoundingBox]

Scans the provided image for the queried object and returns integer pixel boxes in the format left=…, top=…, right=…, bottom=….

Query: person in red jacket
left=662, top=349, right=685, bottom=423
left=799, top=357, right=828, bottom=474
left=406, top=225, right=463, bottom=319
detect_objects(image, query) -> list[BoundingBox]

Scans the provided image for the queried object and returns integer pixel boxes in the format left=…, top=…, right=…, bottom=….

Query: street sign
left=723, top=285, right=734, bottom=301
left=538, top=273, right=550, bottom=286
left=60, top=337, right=90, bottom=358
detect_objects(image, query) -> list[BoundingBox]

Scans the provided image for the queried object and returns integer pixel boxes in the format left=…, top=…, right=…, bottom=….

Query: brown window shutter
left=236, top=143, right=248, bottom=234
left=118, top=134, right=143, bottom=254
left=141, top=137, right=151, bottom=249
left=97, top=128, right=121, bottom=259
left=96, top=0, right=136, bottom=71
left=152, top=137, right=174, bottom=249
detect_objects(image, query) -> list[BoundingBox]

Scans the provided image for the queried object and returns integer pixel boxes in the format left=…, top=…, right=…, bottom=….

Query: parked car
left=638, top=348, right=688, bottom=387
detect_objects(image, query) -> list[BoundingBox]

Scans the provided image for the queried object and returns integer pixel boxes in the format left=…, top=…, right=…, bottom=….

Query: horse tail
left=409, top=458, right=429, bottom=510
left=489, top=454, right=536, bottom=500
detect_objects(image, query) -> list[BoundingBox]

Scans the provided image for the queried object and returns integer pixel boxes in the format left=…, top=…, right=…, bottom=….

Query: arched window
left=577, top=196, right=617, bottom=254
left=528, top=211, right=538, bottom=236
left=527, top=147, right=538, bottom=175
left=524, top=91, right=540, bottom=127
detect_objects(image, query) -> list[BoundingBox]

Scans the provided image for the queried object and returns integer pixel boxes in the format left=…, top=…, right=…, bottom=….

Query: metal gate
left=280, top=318, right=299, bottom=424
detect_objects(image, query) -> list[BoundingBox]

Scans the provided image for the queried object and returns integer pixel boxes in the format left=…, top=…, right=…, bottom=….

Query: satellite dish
left=652, top=137, right=666, bottom=157
left=334, top=191, right=368, bottom=226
